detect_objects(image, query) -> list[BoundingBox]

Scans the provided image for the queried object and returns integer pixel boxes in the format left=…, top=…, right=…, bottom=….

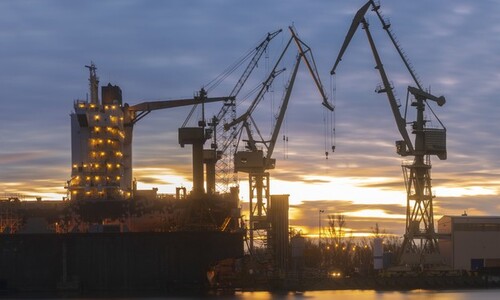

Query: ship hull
left=0, top=231, right=243, bottom=296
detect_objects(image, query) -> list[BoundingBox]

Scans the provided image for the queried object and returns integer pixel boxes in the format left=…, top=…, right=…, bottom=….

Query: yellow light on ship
left=78, top=104, right=85, bottom=108
left=83, top=164, right=88, bottom=168
left=116, top=176, right=121, bottom=180
left=90, top=104, right=95, bottom=108
left=100, top=151, right=106, bottom=157
left=86, top=176, right=90, bottom=180
left=95, top=176, right=100, bottom=180
left=112, top=105, right=116, bottom=109
left=116, top=164, right=120, bottom=168
left=94, top=163, right=99, bottom=168
left=94, top=127, right=100, bottom=132
left=72, top=164, right=77, bottom=168
left=94, top=115, right=100, bottom=121
left=107, top=163, right=112, bottom=168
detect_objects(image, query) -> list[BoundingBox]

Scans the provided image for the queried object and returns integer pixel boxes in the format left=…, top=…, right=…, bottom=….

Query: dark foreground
left=0, top=231, right=243, bottom=297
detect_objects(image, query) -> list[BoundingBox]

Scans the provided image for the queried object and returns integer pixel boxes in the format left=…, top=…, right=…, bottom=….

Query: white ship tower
left=67, top=63, right=131, bottom=201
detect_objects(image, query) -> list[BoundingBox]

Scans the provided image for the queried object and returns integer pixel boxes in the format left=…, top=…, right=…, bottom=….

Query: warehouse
left=438, top=215, right=500, bottom=271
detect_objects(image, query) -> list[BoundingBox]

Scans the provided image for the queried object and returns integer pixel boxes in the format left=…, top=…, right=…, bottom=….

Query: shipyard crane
left=122, top=89, right=234, bottom=196
left=224, top=26, right=334, bottom=252
left=331, top=1, right=447, bottom=267
left=200, top=30, right=283, bottom=194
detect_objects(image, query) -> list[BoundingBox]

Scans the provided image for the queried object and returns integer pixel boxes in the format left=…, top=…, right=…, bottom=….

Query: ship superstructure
left=67, top=63, right=131, bottom=201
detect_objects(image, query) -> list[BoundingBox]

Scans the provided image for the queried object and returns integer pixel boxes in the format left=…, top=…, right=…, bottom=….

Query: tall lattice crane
left=331, top=1, right=447, bottom=268
left=225, top=26, right=334, bottom=253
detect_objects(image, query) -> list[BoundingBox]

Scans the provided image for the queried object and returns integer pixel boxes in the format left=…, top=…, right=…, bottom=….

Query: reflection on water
left=228, top=289, right=500, bottom=300
left=8, top=289, right=500, bottom=300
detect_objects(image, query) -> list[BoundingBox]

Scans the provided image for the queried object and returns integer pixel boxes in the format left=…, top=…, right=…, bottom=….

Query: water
left=228, top=289, right=500, bottom=300
left=4, top=289, right=500, bottom=299
left=188, top=289, right=500, bottom=300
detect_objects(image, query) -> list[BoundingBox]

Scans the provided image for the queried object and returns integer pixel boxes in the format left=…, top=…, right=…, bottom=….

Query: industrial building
left=438, top=215, right=500, bottom=271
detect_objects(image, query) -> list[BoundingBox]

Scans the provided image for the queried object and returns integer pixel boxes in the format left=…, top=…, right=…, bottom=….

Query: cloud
left=1, top=1, right=500, bottom=234
left=288, top=199, right=406, bottom=235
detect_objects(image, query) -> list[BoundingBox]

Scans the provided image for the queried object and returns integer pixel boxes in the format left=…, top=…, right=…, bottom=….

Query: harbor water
left=225, top=289, right=500, bottom=300
left=14, top=289, right=495, bottom=300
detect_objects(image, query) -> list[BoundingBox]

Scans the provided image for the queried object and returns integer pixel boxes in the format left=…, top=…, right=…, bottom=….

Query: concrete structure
left=269, top=194, right=289, bottom=275
left=438, top=215, right=500, bottom=271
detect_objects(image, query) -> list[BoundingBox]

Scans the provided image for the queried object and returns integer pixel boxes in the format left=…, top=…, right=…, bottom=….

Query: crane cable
left=324, top=74, right=336, bottom=160
left=204, top=47, right=255, bottom=93
left=331, top=74, right=336, bottom=153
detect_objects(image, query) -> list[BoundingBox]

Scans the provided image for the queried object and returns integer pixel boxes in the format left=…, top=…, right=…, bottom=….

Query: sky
left=1, top=0, right=500, bottom=237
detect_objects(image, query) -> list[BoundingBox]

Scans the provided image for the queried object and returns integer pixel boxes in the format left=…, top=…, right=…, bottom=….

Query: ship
left=0, top=63, right=244, bottom=296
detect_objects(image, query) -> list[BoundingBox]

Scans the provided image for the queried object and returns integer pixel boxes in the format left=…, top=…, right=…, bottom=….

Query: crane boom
left=331, top=1, right=371, bottom=75
left=361, top=19, right=414, bottom=154
left=126, top=89, right=234, bottom=125
left=331, top=2, right=414, bottom=154
left=129, top=96, right=234, bottom=112
left=224, top=68, right=285, bottom=131
left=265, top=54, right=301, bottom=168
left=224, top=36, right=294, bottom=131
left=216, top=29, right=282, bottom=121
left=289, top=26, right=334, bottom=111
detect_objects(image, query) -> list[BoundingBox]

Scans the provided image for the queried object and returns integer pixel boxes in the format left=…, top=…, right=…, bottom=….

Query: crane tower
left=331, top=1, right=447, bottom=268
left=225, top=27, right=334, bottom=255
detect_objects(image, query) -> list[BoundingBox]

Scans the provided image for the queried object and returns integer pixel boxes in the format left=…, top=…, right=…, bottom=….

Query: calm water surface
left=7, top=289, right=500, bottom=299
left=226, top=289, right=500, bottom=300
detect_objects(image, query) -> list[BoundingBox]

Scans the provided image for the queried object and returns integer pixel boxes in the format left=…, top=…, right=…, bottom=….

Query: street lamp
left=319, top=209, right=324, bottom=247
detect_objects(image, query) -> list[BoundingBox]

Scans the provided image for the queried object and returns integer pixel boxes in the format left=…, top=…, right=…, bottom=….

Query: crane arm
left=264, top=53, right=301, bottom=168
left=128, top=95, right=234, bottom=112
left=126, top=89, right=234, bottom=125
left=330, top=1, right=414, bottom=154
left=216, top=29, right=282, bottom=121
left=407, top=86, right=445, bottom=106
left=289, top=26, right=334, bottom=111
left=223, top=68, right=285, bottom=131
left=223, top=36, right=294, bottom=131
left=330, top=1, right=371, bottom=75
left=361, top=19, right=414, bottom=154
